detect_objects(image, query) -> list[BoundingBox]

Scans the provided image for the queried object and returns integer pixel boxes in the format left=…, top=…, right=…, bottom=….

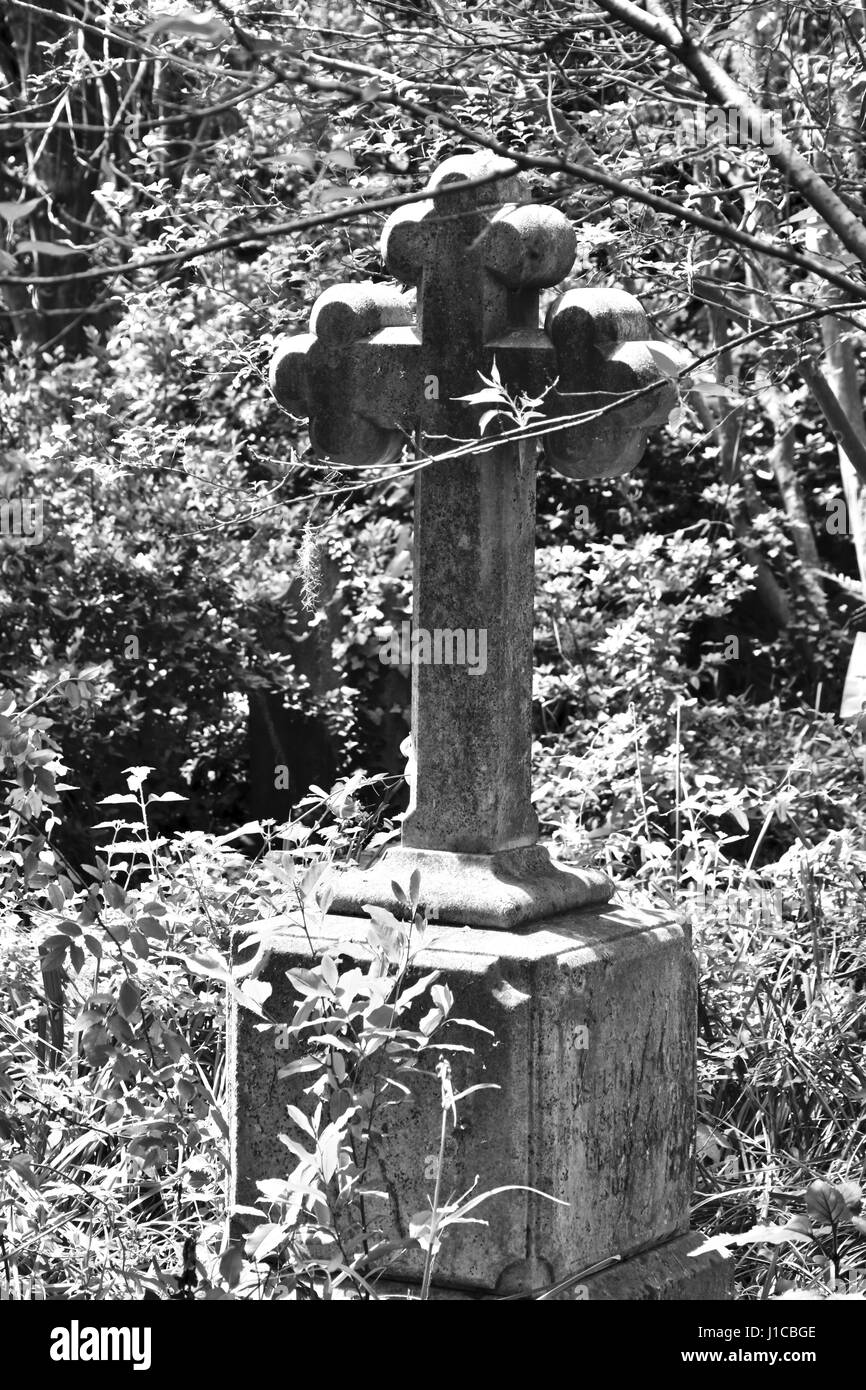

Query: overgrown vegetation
left=2, top=0, right=866, bottom=1300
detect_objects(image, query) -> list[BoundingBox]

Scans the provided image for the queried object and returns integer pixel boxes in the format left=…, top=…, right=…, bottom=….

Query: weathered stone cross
left=233, top=174, right=729, bottom=1298
left=270, top=152, right=673, bottom=927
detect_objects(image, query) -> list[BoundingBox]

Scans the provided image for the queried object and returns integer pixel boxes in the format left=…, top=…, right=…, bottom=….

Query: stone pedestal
left=377, top=1233, right=732, bottom=1299
left=227, top=902, right=733, bottom=1299
left=323, top=844, right=613, bottom=928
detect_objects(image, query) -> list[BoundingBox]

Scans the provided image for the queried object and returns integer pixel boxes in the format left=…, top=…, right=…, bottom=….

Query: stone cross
left=270, top=152, right=673, bottom=927
left=231, top=181, right=730, bottom=1299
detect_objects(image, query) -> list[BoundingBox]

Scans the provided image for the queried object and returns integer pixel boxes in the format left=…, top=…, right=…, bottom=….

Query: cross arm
left=269, top=282, right=424, bottom=467
left=541, top=289, right=677, bottom=479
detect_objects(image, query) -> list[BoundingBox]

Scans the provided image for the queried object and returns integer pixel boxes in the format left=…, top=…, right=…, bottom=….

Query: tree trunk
left=0, top=1, right=120, bottom=353
left=762, top=387, right=828, bottom=620
left=704, top=307, right=792, bottom=629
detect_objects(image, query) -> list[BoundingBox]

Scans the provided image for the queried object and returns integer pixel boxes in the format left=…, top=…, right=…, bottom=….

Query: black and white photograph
left=0, top=0, right=864, bottom=1355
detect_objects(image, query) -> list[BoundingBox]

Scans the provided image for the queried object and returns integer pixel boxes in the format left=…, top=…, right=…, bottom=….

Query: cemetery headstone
left=228, top=152, right=733, bottom=1300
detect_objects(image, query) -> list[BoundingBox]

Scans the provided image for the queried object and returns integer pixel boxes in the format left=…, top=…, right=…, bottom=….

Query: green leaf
left=286, top=966, right=330, bottom=997
left=690, top=1224, right=812, bottom=1254
left=41, top=932, right=70, bottom=954
left=451, top=1082, right=500, bottom=1103
left=130, top=929, right=150, bottom=960
left=454, top=386, right=507, bottom=406
left=282, top=150, right=317, bottom=170
left=479, top=408, right=506, bottom=435
left=255, top=1179, right=292, bottom=1201
left=182, top=951, right=230, bottom=981
left=278, top=1134, right=313, bottom=1163
left=17, top=238, right=86, bottom=258
left=106, top=839, right=165, bottom=855
left=319, top=954, right=339, bottom=990
left=117, top=978, right=141, bottom=1020
left=783, top=1213, right=813, bottom=1237
left=445, top=1184, right=568, bottom=1220
left=0, top=197, right=42, bottom=223
left=838, top=1180, right=862, bottom=1212
left=326, top=148, right=356, bottom=170
left=409, top=869, right=422, bottom=908
left=218, top=1246, right=244, bottom=1289
left=318, top=1125, right=342, bottom=1181
left=316, top=880, right=335, bottom=918
left=238, top=979, right=272, bottom=1008
left=209, top=1105, right=229, bottom=1140
left=277, top=1058, right=321, bottom=1079
left=689, top=380, right=745, bottom=402
left=244, top=1222, right=288, bottom=1261
left=313, top=184, right=362, bottom=207
left=431, top=983, right=453, bottom=1014
left=9, top=1152, right=40, bottom=1188
left=46, top=882, right=66, bottom=911
left=137, top=916, right=167, bottom=940
left=142, top=13, right=232, bottom=42
left=285, top=1104, right=316, bottom=1138
left=364, top=904, right=406, bottom=963
left=396, top=970, right=441, bottom=1008
left=647, top=343, right=689, bottom=380
left=806, top=1180, right=849, bottom=1226
left=103, top=880, right=127, bottom=909
left=408, top=1211, right=440, bottom=1252
left=123, top=765, right=153, bottom=790
left=299, top=862, right=328, bottom=898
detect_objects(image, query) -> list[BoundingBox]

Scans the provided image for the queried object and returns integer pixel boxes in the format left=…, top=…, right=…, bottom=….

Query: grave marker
left=229, top=152, right=733, bottom=1300
left=270, top=151, right=673, bottom=926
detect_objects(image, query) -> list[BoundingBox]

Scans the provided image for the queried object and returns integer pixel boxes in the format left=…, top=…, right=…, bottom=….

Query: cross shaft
left=270, top=152, right=673, bottom=924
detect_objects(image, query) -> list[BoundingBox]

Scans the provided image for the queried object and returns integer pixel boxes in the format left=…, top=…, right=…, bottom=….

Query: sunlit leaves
left=140, top=11, right=232, bottom=44
left=0, top=198, right=43, bottom=224
left=806, top=1179, right=853, bottom=1228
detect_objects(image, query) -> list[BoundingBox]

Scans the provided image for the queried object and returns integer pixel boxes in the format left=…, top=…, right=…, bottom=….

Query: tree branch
left=4, top=1, right=866, bottom=303
left=593, top=0, right=866, bottom=266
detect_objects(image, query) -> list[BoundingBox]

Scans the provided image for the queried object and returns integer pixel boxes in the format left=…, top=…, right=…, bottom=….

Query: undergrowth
left=1, top=674, right=865, bottom=1298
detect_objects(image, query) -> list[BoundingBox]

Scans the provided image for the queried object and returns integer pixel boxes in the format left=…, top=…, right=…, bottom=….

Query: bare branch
left=594, top=0, right=866, bottom=266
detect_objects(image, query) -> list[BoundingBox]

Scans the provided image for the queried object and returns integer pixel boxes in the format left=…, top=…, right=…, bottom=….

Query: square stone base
left=378, top=1233, right=734, bottom=1299
left=574, top=1233, right=734, bottom=1301
left=228, top=900, right=720, bottom=1296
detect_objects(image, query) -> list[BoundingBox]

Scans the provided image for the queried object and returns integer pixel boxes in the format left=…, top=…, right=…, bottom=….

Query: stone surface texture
left=323, top=844, right=613, bottom=928
left=229, top=904, right=700, bottom=1294
left=377, top=1233, right=733, bottom=1300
